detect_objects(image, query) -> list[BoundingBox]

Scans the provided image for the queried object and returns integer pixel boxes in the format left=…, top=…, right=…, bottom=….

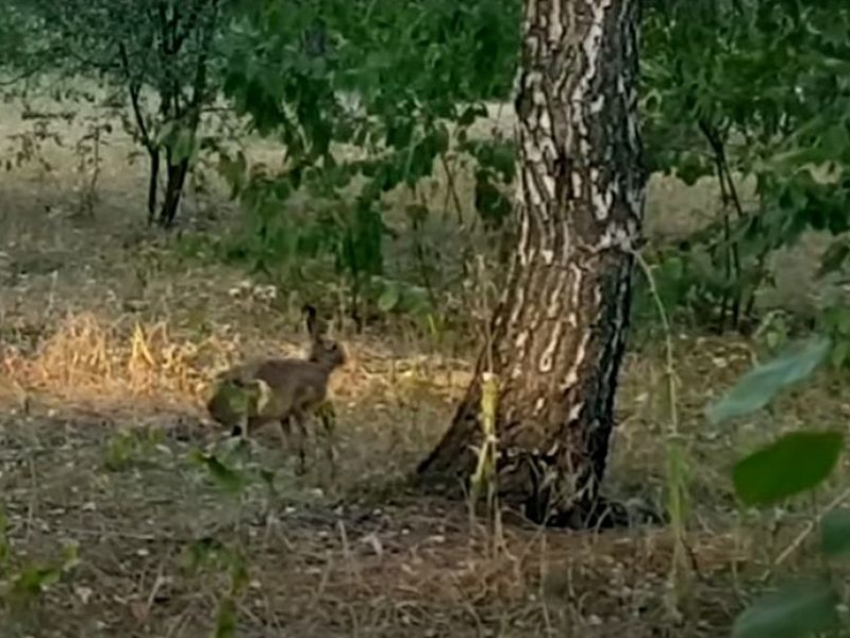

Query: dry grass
left=3, top=312, right=226, bottom=405
left=1, top=92, right=850, bottom=637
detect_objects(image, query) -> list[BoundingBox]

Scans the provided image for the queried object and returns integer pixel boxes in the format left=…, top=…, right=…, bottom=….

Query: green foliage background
left=3, top=0, right=849, bottom=335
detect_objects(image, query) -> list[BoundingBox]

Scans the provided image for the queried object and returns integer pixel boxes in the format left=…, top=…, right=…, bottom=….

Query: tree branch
left=118, top=43, right=154, bottom=150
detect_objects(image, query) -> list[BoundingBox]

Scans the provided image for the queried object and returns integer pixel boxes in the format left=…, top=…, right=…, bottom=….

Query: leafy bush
left=642, top=0, right=850, bottom=334
left=212, top=0, right=521, bottom=325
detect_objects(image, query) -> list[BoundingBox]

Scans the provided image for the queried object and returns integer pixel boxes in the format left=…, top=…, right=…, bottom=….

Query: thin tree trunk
left=155, top=0, right=217, bottom=229
left=147, top=148, right=160, bottom=226
left=158, top=154, right=189, bottom=227
left=418, top=0, right=645, bottom=528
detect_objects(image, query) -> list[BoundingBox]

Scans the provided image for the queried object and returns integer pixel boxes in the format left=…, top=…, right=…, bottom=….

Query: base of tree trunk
left=414, top=468, right=665, bottom=530
left=544, top=494, right=665, bottom=530
left=157, top=158, right=190, bottom=228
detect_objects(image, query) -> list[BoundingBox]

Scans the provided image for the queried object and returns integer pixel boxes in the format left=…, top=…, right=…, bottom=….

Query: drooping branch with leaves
left=641, top=0, right=850, bottom=336
left=217, top=0, right=521, bottom=323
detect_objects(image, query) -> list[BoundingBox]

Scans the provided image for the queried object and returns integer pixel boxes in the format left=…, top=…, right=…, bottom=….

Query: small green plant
left=103, top=430, right=137, bottom=471
left=184, top=448, right=257, bottom=635
left=0, top=506, right=80, bottom=613
left=821, top=304, right=850, bottom=369
left=6, top=542, right=79, bottom=610
left=189, top=449, right=252, bottom=497
left=752, top=310, right=793, bottom=354
left=184, top=536, right=250, bottom=638
left=103, top=426, right=166, bottom=472
left=469, top=371, right=500, bottom=540
left=634, top=252, right=691, bottom=614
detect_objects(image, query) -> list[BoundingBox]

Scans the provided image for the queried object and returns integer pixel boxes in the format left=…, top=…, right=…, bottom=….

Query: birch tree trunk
left=418, top=0, right=645, bottom=527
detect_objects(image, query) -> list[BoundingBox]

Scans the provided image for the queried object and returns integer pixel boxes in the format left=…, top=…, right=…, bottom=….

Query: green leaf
left=458, top=104, right=486, bottom=127
left=377, top=282, right=401, bottom=312
left=706, top=336, right=832, bottom=424
left=820, top=508, right=850, bottom=556
left=207, top=380, right=255, bottom=427
left=218, top=151, right=247, bottom=199
left=732, top=580, right=839, bottom=638
left=733, top=431, right=843, bottom=506
left=831, top=339, right=850, bottom=368
left=402, top=284, right=433, bottom=316
left=676, top=151, right=710, bottom=186
left=61, top=540, right=81, bottom=571
left=154, top=120, right=177, bottom=148
left=474, top=173, right=511, bottom=228
left=658, top=255, right=685, bottom=288
left=11, top=566, right=61, bottom=599
left=186, top=537, right=227, bottom=569
left=817, top=239, right=850, bottom=277
left=170, top=127, right=198, bottom=165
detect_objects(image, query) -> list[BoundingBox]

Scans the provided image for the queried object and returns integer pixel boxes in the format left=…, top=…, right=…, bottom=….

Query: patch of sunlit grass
left=2, top=311, right=238, bottom=410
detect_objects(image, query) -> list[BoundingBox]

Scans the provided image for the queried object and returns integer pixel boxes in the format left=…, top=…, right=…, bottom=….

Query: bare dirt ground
left=2, top=94, right=849, bottom=637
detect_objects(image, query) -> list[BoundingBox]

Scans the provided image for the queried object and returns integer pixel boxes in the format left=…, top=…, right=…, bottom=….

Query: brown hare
left=206, top=305, right=346, bottom=477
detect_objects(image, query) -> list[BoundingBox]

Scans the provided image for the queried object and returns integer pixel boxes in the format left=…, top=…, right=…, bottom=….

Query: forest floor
left=1, top=95, right=850, bottom=637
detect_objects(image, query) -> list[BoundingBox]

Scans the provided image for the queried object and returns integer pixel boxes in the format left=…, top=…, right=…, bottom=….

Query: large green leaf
left=733, top=431, right=843, bottom=506
left=706, top=336, right=832, bottom=425
left=732, top=580, right=839, bottom=638
left=820, top=508, right=850, bottom=556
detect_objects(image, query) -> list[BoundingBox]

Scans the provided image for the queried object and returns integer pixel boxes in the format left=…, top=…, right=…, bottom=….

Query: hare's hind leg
left=231, top=416, right=266, bottom=454
left=287, top=410, right=309, bottom=476
left=274, top=415, right=306, bottom=475
left=316, top=401, right=338, bottom=483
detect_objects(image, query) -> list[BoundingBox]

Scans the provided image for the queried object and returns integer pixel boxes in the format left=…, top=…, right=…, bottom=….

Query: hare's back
left=253, top=358, right=317, bottom=387
left=258, top=359, right=331, bottom=405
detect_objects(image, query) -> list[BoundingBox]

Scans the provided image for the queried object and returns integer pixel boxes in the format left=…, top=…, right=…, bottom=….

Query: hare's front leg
left=231, top=414, right=261, bottom=438
left=289, top=410, right=309, bottom=476
left=316, top=401, right=338, bottom=483
left=275, top=415, right=294, bottom=463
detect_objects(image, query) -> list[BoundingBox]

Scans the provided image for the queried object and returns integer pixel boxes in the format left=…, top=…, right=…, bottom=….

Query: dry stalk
left=633, top=251, right=690, bottom=616
left=467, top=255, right=505, bottom=555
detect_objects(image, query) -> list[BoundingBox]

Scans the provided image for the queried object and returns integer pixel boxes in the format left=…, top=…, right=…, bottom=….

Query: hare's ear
left=302, top=304, right=318, bottom=338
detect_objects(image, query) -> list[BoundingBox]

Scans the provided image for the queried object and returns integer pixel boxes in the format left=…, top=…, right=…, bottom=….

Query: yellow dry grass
left=3, top=312, right=228, bottom=408
left=0, top=305, right=474, bottom=426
